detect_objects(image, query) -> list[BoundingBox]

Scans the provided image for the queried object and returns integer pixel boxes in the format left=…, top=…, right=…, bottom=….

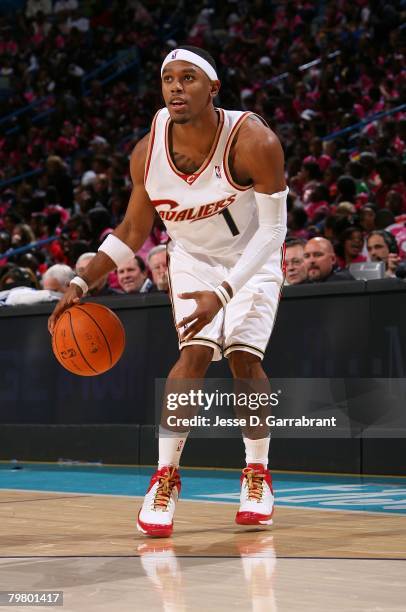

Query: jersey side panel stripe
left=144, top=111, right=160, bottom=184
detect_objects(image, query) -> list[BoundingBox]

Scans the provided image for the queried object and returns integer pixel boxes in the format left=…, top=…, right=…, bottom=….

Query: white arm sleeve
left=225, top=187, right=288, bottom=296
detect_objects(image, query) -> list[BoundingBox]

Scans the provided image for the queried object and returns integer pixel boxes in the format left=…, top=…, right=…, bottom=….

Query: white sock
left=243, top=436, right=270, bottom=468
left=158, top=428, right=189, bottom=469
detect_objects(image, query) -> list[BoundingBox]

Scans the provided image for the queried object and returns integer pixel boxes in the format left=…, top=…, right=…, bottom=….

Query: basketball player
left=49, top=46, right=288, bottom=537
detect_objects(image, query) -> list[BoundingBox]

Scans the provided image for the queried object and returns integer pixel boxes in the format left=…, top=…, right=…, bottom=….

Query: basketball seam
left=67, top=310, right=98, bottom=374
left=75, top=305, right=114, bottom=367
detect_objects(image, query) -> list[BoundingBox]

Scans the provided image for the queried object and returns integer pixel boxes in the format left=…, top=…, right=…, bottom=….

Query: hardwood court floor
left=0, top=490, right=405, bottom=611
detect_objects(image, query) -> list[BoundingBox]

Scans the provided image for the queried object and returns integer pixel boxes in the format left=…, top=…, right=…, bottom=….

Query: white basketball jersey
left=144, top=107, right=261, bottom=264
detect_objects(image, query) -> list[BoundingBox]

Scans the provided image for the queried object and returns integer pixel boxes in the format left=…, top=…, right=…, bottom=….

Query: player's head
left=161, top=46, right=220, bottom=124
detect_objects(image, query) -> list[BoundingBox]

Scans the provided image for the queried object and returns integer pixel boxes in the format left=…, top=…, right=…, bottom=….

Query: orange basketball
left=52, top=303, right=125, bottom=376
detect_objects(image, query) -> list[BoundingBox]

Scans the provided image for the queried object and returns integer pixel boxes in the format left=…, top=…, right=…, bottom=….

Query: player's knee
left=228, top=350, right=263, bottom=378
left=177, top=345, right=213, bottom=377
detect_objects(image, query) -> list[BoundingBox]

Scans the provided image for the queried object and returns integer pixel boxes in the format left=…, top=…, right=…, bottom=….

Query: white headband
left=161, top=49, right=218, bottom=81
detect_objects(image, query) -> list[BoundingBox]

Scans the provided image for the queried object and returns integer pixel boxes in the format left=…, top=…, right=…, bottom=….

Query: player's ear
left=210, top=80, right=221, bottom=99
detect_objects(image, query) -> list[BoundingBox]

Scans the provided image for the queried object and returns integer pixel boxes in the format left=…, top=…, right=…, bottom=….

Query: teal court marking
left=0, top=463, right=405, bottom=515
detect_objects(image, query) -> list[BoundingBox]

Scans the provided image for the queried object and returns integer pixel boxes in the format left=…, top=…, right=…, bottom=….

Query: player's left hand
left=177, top=291, right=222, bottom=341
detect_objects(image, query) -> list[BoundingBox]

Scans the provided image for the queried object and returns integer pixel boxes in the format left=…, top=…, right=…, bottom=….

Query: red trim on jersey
left=223, top=111, right=254, bottom=192
left=144, top=111, right=159, bottom=184
left=164, top=108, right=225, bottom=185
left=281, top=242, right=287, bottom=275
left=275, top=244, right=286, bottom=322
left=166, top=248, right=181, bottom=344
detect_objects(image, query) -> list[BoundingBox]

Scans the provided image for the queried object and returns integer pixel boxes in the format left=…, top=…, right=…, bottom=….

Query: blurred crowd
left=0, top=0, right=405, bottom=304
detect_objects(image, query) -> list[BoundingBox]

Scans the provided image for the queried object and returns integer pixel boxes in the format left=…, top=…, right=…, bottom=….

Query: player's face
left=285, top=245, right=307, bottom=285
left=117, top=258, right=146, bottom=293
left=367, top=235, right=389, bottom=262
left=161, top=61, right=219, bottom=124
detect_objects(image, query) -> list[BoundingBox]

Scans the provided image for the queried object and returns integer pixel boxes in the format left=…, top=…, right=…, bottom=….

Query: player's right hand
left=48, top=285, right=83, bottom=335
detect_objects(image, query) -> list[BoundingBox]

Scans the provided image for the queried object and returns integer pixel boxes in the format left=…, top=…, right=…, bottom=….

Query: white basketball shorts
left=167, top=243, right=284, bottom=361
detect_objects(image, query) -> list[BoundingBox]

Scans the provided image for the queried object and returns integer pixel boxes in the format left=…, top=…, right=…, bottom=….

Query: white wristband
left=214, top=285, right=231, bottom=308
left=217, top=284, right=231, bottom=303
left=98, top=233, right=134, bottom=267
left=70, top=276, right=88, bottom=296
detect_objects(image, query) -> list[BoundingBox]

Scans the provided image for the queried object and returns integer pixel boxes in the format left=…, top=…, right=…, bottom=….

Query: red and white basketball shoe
left=235, top=463, right=274, bottom=526
left=137, top=466, right=181, bottom=537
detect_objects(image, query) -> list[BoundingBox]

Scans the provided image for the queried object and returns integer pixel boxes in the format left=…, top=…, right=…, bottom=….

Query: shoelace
left=243, top=467, right=265, bottom=502
left=153, top=468, right=178, bottom=511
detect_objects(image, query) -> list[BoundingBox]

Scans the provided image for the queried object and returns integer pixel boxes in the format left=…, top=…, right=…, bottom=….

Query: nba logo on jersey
left=215, top=165, right=222, bottom=179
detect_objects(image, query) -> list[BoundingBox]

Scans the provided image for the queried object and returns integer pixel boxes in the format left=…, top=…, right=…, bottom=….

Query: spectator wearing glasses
left=284, top=239, right=307, bottom=285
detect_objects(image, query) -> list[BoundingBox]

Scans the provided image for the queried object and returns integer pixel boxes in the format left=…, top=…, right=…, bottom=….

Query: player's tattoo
left=172, top=152, right=200, bottom=174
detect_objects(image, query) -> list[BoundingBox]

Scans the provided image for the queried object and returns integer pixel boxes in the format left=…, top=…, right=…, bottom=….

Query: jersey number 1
left=221, top=209, right=240, bottom=236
